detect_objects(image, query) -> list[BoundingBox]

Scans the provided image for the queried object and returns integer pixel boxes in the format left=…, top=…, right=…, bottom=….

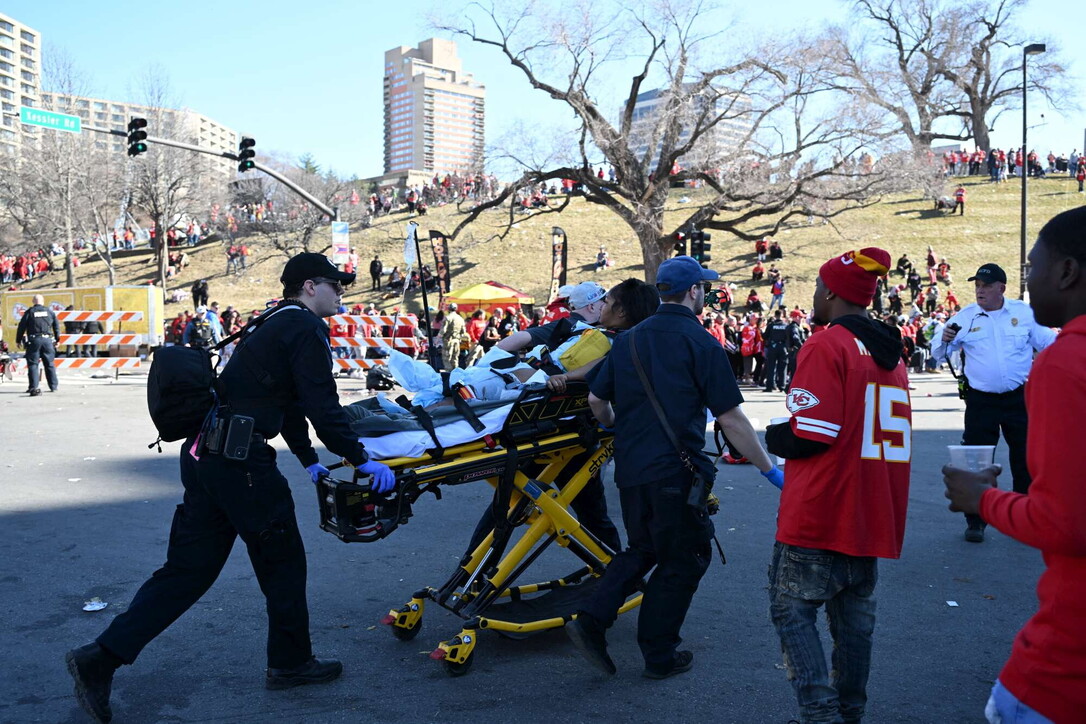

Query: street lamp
left=1020, top=42, right=1046, bottom=299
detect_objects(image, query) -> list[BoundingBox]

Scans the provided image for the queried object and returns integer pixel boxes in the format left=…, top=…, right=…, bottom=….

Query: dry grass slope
left=22, top=176, right=1086, bottom=315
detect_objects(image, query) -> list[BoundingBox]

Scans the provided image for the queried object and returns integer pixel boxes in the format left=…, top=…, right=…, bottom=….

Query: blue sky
left=7, top=0, right=1083, bottom=178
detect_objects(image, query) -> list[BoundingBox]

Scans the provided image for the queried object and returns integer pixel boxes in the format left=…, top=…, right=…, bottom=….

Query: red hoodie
left=979, top=314, right=1086, bottom=723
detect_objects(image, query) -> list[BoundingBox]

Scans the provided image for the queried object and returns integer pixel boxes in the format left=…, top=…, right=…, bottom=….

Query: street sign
left=331, top=221, right=349, bottom=264
left=19, top=106, right=82, bottom=134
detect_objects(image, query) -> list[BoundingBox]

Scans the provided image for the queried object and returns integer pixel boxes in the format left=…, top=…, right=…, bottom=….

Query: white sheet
left=359, top=402, right=515, bottom=460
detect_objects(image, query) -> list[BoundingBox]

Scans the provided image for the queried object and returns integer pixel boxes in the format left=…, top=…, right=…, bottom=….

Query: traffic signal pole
left=79, top=122, right=339, bottom=221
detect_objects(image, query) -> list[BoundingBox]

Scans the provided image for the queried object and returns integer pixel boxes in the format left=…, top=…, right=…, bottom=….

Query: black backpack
left=366, top=365, right=396, bottom=391
left=147, top=302, right=303, bottom=447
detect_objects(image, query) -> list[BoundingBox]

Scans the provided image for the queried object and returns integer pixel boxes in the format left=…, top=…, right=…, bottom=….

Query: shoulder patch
left=787, top=388, right=820, bottom=413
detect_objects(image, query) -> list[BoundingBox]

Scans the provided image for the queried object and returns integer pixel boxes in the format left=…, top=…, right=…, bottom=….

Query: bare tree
left=126, top=67, right=220, bottom=291
left=929, top=0, right=1072, bottom=153
left=828, top=0, right=972, bottom=152
left=0, top=48, right=122, bottom=286
left=437, top=1, right=902, bottom=280
left=242, top=153, right=370, bottom=259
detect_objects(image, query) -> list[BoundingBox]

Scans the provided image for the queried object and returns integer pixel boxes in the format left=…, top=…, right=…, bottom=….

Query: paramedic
left=65, top=253, right=395, bottom=724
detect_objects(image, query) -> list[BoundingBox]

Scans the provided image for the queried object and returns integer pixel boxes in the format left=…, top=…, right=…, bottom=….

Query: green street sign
left=19, top=106, right=82, bottom=134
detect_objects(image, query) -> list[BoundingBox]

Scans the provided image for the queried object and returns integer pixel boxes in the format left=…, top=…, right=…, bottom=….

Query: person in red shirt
left=953, top=185, right=966, bottom=215
left=943, top=207, right=1086, bottom=724
left=764, top=247, right=911, bottom=724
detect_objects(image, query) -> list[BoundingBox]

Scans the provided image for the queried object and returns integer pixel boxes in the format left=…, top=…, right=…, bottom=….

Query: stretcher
left=315, top=382, right=642, bottom=675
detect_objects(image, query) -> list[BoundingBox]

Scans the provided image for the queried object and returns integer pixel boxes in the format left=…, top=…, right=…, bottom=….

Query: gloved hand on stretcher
left=359, top=460, right=396, bottom=493
left=306, top=463, right=331, bottom=483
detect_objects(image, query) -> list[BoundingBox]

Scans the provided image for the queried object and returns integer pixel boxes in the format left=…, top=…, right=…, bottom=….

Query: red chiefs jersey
left=777, top=324, right=912, bottom=558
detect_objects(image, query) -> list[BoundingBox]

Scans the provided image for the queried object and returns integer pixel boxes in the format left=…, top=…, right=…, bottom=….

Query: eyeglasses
left=310, top=278, right=345, bottom=293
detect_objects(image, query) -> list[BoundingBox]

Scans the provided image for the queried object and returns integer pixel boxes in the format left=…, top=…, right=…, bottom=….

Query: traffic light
left=126, top=118, right=148, bottom=157
left=237, top=137, right=256, bottom=172
left=673, top=231, right=688, bottom=257
left=691, top=230, right=712, bottom=265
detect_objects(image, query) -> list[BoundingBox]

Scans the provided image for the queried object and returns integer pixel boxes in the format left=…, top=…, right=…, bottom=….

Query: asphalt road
left=0, top=370, right=1041, bottom=723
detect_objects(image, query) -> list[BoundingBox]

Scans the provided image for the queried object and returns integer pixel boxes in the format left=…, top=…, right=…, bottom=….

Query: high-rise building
left=628, top=86, right=753, bottom=171
left=0, top=12, right=41, bottom=157
left=383, top=38, right=485, bottom=176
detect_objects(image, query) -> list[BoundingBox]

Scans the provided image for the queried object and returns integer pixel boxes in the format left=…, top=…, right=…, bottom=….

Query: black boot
left=565, top=612, right=616, bottom=675
left=266, top=657, right=343, bottom=690
left=65, top=642, right=120, bottom=723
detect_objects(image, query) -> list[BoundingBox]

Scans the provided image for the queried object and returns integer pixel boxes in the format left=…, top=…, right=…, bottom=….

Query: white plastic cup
left=947, top=445, right=996, bottom=472
left=770, top=417, right=790, bottom=466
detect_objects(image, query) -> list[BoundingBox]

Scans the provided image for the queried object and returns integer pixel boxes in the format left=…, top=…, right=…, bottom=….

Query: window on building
left=20, top=83, right=34, bottom=94
left=111, top=104, right=123, bottom=112
left=0, top=21, right=13, bottom=33
left=0, top=48, right=10, bottom=59
left=111, top=114, right=122, bottom=122
left=21, top=58, right=34, bottom=70
left=75, top=99, right=88, bottom=108
left=0, top=61, right=11, bottom=72
left=95, top=112, right=106, bottom=120
left=0, top=76, right=11, bottom=87
left=21, top=70, right=34, bottom=82
left=93, top=101, right=106, bottom=110
left=20, top=95, right=33, bottom=107
left=20, top=30, right=35, bottom=43
left=20, top=43, right=33, bottom=57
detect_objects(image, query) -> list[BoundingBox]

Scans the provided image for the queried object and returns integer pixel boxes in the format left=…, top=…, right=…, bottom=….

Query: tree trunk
left=155, top=213, right=168, bottom=291
left=970, top=96, right=990, bottom=152
left=635, top=211, right=670, bottom=283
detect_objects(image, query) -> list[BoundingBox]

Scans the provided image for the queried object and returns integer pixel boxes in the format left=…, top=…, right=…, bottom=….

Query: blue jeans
left=768, top=542, right=878, bottom=724
left=985, top=680, right=1053, bottom=723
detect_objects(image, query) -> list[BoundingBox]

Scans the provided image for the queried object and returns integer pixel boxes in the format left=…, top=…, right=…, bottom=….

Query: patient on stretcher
left=386, top=279, right=660, bottom=410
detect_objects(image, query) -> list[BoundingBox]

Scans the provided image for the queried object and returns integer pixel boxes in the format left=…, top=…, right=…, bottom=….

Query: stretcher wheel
left=443, top=650, right=474, bottom=677
left=390, top=620, right=422, bottom=641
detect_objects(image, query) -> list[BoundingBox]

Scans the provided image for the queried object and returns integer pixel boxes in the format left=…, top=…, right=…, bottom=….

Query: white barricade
left=56, top=311, right=145, bottom=323
left=57, top=334, right=143, bottom=346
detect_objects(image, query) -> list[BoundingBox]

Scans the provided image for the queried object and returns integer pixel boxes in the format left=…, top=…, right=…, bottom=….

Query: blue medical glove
left=359, top=460, right=396, bottom=493
left=761, top=466, right=785, bottom=490
left=306, top=463, right=330, bottom=484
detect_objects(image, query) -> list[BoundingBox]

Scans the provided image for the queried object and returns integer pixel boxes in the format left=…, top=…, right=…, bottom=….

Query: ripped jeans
left=768, top=542, right=878, bottom=724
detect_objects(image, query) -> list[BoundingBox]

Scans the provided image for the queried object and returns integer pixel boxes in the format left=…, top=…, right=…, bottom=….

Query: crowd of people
left=941, top=146, right=1086, bottom=183
left=1, top=249, right=58, bottom=285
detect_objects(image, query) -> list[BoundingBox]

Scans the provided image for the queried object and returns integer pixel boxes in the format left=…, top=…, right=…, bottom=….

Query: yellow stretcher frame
left=317, top=385, right=643, bottom=676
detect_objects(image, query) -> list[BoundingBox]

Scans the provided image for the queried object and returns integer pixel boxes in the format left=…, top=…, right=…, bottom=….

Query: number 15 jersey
left=778, top=319, right=913, bottom=559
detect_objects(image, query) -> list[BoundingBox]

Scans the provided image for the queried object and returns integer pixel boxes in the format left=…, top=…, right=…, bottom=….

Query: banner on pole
left=549, top=226, right=568, bottom=302
left=331, top=221, right=349, bottom=264
left=428, top=230, right=452, bottom=301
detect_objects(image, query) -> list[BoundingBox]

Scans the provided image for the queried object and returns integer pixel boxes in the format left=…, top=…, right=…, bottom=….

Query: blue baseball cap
left=655, top=256, right=719, bottom=294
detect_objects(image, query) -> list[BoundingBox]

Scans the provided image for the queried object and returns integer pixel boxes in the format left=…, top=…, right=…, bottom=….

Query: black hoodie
left=765, top=314, right=902, bottom=460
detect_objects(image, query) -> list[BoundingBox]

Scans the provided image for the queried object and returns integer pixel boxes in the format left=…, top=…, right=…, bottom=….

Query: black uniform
left=96, top=302, right=371, bottom=670
left=369, top=258, right=383, bottom=290
left=581, top=304, right=742, bottom=672
left=763, top=318, right=790, bottom=392
left=15, top=304, right=59, bottom=393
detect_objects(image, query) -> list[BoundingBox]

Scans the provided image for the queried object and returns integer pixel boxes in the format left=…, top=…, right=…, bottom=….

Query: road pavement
left=0, top=370, right=1041, bottom=723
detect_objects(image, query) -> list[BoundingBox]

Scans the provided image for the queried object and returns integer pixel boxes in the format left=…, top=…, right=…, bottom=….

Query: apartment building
left=39, top=92, right=241, bottom=182
left=383, top=38, right=485, bottom=176
left=0, top=12, right=41, bottom=157
left=628, top=86, right=753, bottom=171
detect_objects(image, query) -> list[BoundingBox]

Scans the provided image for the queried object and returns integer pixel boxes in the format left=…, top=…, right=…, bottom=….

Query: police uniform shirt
left=217, top=304, right=368, bottom=468
left=764, top=319, right=790, bottom=347
left=933, top=299, right=1056, bottom=393
left=588, top=304, right=743, bottom=487
left=16, top=304, right=59, bottom=341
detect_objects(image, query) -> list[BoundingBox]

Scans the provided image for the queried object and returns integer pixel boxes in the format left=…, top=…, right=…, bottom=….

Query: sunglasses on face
left=311, top=278, right=345, bottom=293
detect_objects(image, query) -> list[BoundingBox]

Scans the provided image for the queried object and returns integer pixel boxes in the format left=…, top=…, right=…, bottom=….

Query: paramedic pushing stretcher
left=65, top=253, right=394, bottom=724
left=567, top=257, right=783, bottom=679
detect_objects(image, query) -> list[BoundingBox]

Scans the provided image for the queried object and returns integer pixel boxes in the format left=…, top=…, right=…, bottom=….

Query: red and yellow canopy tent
left=443, top=281, right=534, bottom=316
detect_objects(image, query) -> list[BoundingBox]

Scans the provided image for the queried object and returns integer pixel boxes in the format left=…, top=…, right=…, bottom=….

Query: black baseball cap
left=967, top=263, right=1007, bottom=284
left=280, top=253, right=356, bottom=286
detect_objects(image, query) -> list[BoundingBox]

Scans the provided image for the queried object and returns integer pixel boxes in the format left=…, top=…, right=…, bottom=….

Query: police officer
left=763, top=309, right=790, bottom=392
left=933, top=263, right=1056, bottom=542
left=65, top=253, right=396, bottom=723
left=15, top=294, right=59, bottom=396
left=566, top=256, right=783, bottom=679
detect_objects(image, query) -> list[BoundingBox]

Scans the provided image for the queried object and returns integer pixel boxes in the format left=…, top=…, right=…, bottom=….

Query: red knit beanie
left=819, top=248, right=891, bottom=307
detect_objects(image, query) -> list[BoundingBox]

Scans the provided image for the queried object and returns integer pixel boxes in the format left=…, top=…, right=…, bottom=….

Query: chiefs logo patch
left=786, top=388, right=820, bottom=413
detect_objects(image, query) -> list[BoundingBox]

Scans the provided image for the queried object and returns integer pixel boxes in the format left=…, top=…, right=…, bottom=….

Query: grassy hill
left=21, top=175, right=1086, bottom=316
